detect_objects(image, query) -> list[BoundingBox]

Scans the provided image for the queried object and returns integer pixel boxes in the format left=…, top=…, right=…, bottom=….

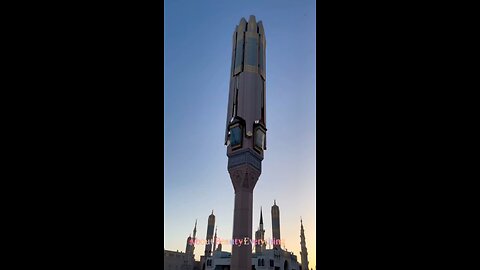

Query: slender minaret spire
left=260, top=206, right=263, bottom=225
left=271, top=200, right=281, bottom=249
left=300, top=218, right=310, bottom=270
left=255, top=207, right=266, bottom=254
left=260, top=207, right=266, bottom=251
left=205, top=211, right=216, bottom=257
left=193, top=219, right=197, bottom=237
left=213, top=226, right=218, bottom=253
left=192, top=219, right=197, bottom=255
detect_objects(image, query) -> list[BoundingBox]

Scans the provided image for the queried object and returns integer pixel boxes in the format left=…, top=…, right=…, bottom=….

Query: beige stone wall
left=164, top=250, right=194, bottom=270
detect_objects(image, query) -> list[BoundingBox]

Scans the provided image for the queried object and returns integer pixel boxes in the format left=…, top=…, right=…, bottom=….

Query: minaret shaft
left=255, top=207, right=266, bottom=254
left=300, top=219, right=310, bottom=270
left=204, top=212, right=215, bottom=257
left=213, top=227, right=217, bottom=253
left=186, top=220, right=198, bottom=256
left=230, top=188, right=255, bottom=269
left=271, top=201, right=281, bottom=249
left=192, top=219, right=197, bottom=255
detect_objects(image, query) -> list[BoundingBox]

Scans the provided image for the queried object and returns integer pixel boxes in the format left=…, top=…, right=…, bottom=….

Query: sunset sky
left=164, top=0, right=316, bottom=268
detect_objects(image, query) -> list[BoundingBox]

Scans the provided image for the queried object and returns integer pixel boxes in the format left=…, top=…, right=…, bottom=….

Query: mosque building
left=164, top=200, right=311, bottom=270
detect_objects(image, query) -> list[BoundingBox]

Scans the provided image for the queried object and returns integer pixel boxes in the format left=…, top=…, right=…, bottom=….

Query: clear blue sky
left=164, top=0, right=316, bottom=267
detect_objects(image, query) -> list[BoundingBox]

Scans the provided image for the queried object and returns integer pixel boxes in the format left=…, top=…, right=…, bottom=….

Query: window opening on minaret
left=234, top=33, right=244, bottom=72
left=259, top=36, right=263, bottom=69
left=261, top=82, right=265, bottom=124
left=241, top=33, right=246, bottom=72
left=232, top=88, right=238, bottom=118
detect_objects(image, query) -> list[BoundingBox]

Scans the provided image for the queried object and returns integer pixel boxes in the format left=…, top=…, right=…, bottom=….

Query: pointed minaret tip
left=258, top=21, right=265, bottom=38
left=238, top=17, right=247, bottom=32
left=274, top=199, right=276, bottom=205
left=260, top=206, right=264, bottom=224
left=248, top=15, right=257, bottom=32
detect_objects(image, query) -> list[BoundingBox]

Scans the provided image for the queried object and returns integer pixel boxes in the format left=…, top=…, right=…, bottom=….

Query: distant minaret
left=300, top=218, right=310, bottom=270
left=204, top=210, right=215, bottom=257
left=185, top=234, right=192, bottom=254
left=260, top=207, right=266, bottom=251
left=213, top=226, right=218, bottom=253
left=255, top=207, right=266, bottom=254
left=192, top=219, right=197, bottom=255
left=186, top=220, right=197, bottom=256
left=271, top=200, right=281, bottom=249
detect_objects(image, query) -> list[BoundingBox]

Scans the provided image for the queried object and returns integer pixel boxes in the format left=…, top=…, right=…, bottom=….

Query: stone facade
left=164, top=249, right=195, bottom=270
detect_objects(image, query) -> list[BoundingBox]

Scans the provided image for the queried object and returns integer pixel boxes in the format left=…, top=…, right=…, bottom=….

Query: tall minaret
left=255, top=207, right=266, bottom=254
left=300, top=218, right=310, bottom=270
left=213, top=226, right=218, bottom=253
left=186, top=220, right=197, bottom=256
left=204, top=210, right=215, bottom=257
left=260, top=207, right=266, bottom=251
left=192, top=219, right=197, bottom=254
left=271, top=200, right=281, bottom=249
left=185, top=234, right=192, bottom=254
left=225, top=15, right=267, bottom=270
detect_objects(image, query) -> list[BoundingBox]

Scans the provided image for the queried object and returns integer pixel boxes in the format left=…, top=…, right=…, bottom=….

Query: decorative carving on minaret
left=229, top=165, right=260, bottom=193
